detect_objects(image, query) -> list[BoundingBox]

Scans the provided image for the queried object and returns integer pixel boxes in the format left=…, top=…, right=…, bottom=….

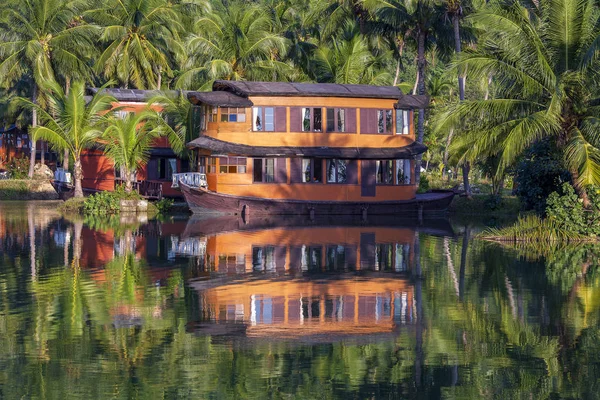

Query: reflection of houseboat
left=174, top=80, right=454, bottom=216
left=187, top=222, right=424, bottom=340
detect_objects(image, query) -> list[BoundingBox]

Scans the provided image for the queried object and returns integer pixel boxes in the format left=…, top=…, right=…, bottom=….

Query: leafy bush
left=514, top=140, right=570, bottom=214
left=83, top=191, right=121, bottom=214
left=484, top=194, right=504, bottom=210
left=7, top=156, right=29, bottom=179
left=154, top=198, right=173, bottom=214
left=480, top=214, right=588, bottom=244
left=417, top=174, right=430, bottom=193
left=545, top=183, right=600, bottom=237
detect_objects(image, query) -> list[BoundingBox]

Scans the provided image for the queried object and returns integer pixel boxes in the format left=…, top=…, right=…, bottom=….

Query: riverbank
left=0, top=179, right=59, bottom=200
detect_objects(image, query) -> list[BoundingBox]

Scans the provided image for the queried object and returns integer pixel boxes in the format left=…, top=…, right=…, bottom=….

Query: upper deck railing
left=172, top=172, right=207, bottom=189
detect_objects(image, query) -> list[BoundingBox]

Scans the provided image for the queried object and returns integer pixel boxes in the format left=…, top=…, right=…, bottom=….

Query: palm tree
left=439, top=0, right=600, bottom=205
left=102, top=111, right=164, bottom=193
left=21, top=81, right=115, bottom=198
left=0, top=0, right=97, bottom=178
left=176, top=1, right=289, bottom=90
left=311, top=32, right=392, bottom=84
left=87, top=0, right=186, bottom=89
left=365, top=0, right=451, bottom=184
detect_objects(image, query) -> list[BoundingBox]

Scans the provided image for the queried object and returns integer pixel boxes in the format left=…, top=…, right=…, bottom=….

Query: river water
left=0, top=202, right=598, bottom=399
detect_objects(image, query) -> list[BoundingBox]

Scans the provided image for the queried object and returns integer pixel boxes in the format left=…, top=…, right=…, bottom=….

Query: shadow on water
left=2, top=202, right=600, bottom=398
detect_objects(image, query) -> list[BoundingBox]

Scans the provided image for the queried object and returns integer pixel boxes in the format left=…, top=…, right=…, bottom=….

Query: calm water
left=0, top=202, right=599, bottom=399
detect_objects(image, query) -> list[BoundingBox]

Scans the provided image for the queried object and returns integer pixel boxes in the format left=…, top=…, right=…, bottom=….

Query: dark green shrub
left=545, top=183, right=600, bottom=237
left=154, top=198, right=173, bottom=214
left=417, top=174, right=430, bottom=194
left=514, top=140, right=570, bottom=214
left=83, top=191, right=121, bottom=214
left=484, top=194, right=504, bottom=210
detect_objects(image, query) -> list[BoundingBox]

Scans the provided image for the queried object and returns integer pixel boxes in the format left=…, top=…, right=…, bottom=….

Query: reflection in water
left=3, top=203, right=600, bottom=398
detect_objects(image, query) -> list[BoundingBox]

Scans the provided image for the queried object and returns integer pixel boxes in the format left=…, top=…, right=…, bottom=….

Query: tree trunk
left=73, top=158, right=84, bottom=198
left=452, top=14, right=472, bottom=198
left=443, top=128, right=455, bottom=179
left=393, top=40, right=404, bottom=87
left=28, top=85, right=38, bottom=178
left=63, top=149, right=69, bottom=170
left=124, top=168, right=134, bottom=193
left=157, top=66, right=162, bottom=90
left=40, top=141, right=45, bottom=165
left=415, top=31, right=427, bottom=185
left=570, top=168, right=591, bottom=207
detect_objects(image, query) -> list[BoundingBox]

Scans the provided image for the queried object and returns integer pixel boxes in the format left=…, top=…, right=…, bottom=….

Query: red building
left=79, top=88, right=189, bottom=198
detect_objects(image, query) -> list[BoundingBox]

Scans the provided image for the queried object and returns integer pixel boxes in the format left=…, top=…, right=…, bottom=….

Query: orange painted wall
left=81, top=150, right=115, bottom=191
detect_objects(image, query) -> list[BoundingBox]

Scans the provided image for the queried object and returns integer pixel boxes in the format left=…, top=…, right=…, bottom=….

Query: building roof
left=212, top=80, right=406, bottom=100
left=187, top=91, right=254, bottom=108
left=395, top=95, right=429, bottom=109
left=187, top=136, right=427, bottom=159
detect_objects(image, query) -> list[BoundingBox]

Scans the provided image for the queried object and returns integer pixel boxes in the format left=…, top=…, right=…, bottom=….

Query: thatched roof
left=187, top=136, right=427, bottom=159
left=187, top=91, right=254, bottom=107
left=395, top=95, right=429, bottom=110
left=212, top=80, right=405, bottom=100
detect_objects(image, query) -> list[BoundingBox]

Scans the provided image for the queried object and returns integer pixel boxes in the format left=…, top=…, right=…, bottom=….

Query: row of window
left=197, top=106, right=412, bottom=134
left=198, top=156, right=413, bottom=185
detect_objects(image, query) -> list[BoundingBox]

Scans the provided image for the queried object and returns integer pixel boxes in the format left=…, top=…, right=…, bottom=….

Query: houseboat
left=173, top=80, right=454, bottom=216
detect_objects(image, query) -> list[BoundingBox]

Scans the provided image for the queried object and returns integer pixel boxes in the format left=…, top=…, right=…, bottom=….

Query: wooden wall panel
left=346, top=108, right=357, bottom=133
left=290, top=107, right=302, bottom=132
left=275, top=107, right=287, bottom=132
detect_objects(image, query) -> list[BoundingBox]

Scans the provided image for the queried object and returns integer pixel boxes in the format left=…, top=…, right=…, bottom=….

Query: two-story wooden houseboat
left=174, top=81, right=453, bottom=216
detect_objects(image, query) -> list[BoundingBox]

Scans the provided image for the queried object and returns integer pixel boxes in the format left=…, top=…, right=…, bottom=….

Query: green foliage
left=546, top=183, right=600, bottom=237
left=59, top=197, right=86, bottom=213
left=83, top=190, right=121, bottom=215
left=417, top=174, right=430, bottom=193
left=483, top=194, right=504, bottom=210
left=480, top=214, right=589, bottom=245
left=154, top=198, right=174, bottom=214
left=514, top=141, right=570, bottom=214
left=83, top=185, right=141, bottom=215
left=6, top=155, right=29, bottom=179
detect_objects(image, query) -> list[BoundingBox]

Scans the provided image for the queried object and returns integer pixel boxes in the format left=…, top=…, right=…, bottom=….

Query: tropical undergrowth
left=480, top=184, right=600, bottom=245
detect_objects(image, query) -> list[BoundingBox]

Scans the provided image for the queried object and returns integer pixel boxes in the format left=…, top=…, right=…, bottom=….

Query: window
left=326, top=159, right=348, bottom=183
left=326, top=245, right=347, bottom=270
left=326, top=108, right=346, bottom=133
left=208, top=106, right=218, bottom=122
left=252, top=246, right=276, bottom=272
left=253, top=107, right=275, bottom=132
left=396, top=159, right=412, bottom=184
left=376, top=160, right=393, bottom=184
left=377, top=110, right=393, bottom=134
left=301, top=245, right=322, bottom=271
left=154, top=158, right=177, bottom=180
left=220, top=107, right=246, bottom=123
left=396, top=109, right=410, bottom=135
left=302, top=107, right=323, bottom=132
left=253, top=158, right=276, bottom=183
left=198, top=157, right=206, bottom=173
left=207, top=157, right=217, bottom=173
left=218, top=157, right=247, bottom=174
left=301, top=159, right=323, bottom=183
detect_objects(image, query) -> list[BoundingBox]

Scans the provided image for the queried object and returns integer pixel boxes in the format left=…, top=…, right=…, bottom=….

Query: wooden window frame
left=375, top=160, right=394, bottom=185
left=301, top=158, right=323, bottom=183
left=218, top=156, right=247, bottom=174
left=208, top=106, right=218, bottom=123
left=326, top=108, right=346, bottom=133
left=395, top=109, right=410, bottom=135
left=252, top=107, right=275, bottom=132
left=326, top=159, right=349, bottom=184
left=206, top=157, right=217, bottom=173
left=301, top=107, right=323, bottom=132
left=253, top=158, right=276, bottom=183
left=220, top=107, right=246, bottom=123
left=376, top=109, right=393, bottom=134
left=395, top=159, right=413, bottom=185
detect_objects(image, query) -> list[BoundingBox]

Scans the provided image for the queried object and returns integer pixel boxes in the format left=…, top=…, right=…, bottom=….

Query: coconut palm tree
left=87, top=0, right=186, bottom=89
left=311, top=32, right=392, bottom=84
left=20, top=81, right=115, bottom=198
left=176, top=1, right=289, bottom=90
left=439, top=0, right=600, bottom=205
left=0, top=0, right=98, bottom=178
left=102, top=111, right=164, bottom=193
